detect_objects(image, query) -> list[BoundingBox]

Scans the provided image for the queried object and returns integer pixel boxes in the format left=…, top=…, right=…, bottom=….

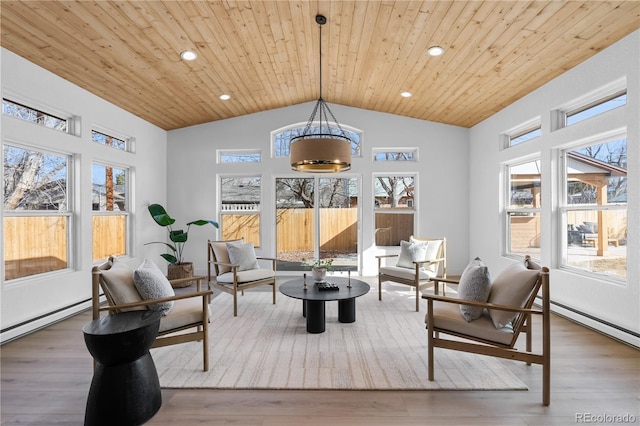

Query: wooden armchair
left=422, top=256, right=550, bottom=405
left=207, top=239, right=277, bottom=317
left=92, top=256, right=212, bottom=371
left=376, top=236, right=446, bottom=311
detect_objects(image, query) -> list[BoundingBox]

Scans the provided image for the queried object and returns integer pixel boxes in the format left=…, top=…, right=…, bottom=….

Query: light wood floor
left=1, top=295, right=638, bottom=425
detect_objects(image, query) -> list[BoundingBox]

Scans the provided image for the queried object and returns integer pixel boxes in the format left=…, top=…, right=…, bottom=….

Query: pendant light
left=290, top=14, right=352, bottom=173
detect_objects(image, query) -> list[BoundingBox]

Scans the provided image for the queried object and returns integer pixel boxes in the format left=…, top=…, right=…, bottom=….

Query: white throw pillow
left=226, top=241, right=259, bottom=271
left=133, top=259, right=175, bottom=315
left=396, top=240, right=428, bottom=269
left=457, top=257, right=491, bottom=322
left=487, top=260, right=540, bottom=328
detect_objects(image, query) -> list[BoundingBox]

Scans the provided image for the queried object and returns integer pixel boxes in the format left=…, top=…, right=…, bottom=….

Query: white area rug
left=151, top=282, right=527, bottom=390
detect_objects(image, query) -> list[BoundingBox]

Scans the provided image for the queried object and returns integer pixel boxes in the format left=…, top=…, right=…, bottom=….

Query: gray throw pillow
left=457, top=257, right=491, bottom=322
left=396, top=240, right=428, bottom=269
left=226, top=241, right=259, bottom=271
left=133, top=259, right=175, bottom=315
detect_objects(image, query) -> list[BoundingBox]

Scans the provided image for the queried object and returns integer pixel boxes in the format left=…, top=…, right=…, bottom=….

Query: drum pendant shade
left=290, top=14, right=352, bottom=173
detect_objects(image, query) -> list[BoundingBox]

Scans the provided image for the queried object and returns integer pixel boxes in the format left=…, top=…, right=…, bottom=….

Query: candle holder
left=303, top=273, right=308, bottom=290
left=347, top=270, right=352, bottom=288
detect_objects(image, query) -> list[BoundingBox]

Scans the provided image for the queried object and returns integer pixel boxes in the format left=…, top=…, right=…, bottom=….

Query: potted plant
left=303, top=258, right=334, bottom=282
left=146, top=203, right=218, bottom=287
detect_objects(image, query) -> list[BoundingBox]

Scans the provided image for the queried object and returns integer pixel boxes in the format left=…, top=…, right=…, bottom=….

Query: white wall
left=0, top=49, right=169, bottom=342
left=167, top=102, right=470, bottom=277
left=469, top=31, right=639, bottom=346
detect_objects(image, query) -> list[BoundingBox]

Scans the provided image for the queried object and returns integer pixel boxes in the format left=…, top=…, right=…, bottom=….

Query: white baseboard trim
left=549, top=301, right=640, bottom=349
left=0, top=299, right=94, bottom=345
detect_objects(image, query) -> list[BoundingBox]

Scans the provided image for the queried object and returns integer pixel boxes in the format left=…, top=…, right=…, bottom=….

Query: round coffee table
left=279, top=276, right=370, bottom=333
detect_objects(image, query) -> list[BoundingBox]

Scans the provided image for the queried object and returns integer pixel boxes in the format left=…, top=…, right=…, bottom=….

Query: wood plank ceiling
left=1, top=1, right=639, bottom=131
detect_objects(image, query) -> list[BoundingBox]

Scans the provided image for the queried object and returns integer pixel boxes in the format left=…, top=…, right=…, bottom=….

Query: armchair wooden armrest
left=375, top=254, right=399, bottom=259
left=430, top=276, right=461, bottom=285
left=421, top=293, right=543, bottom=315
left=169, top=275, right=205, bottom=290
left=99, top=289, right=213, bottom=313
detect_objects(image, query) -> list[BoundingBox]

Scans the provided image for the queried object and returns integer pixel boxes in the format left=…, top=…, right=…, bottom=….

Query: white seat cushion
left=216, top=268, right=275, bottom=284
left=159, top=297, right=210, bottom=333
left=380, top=265, right=435, bottom=281
left=425, top=301, right=514, bottom=346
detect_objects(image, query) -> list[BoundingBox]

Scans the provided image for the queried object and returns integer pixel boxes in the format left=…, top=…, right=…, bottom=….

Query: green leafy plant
left=146, top=203, right=218, bottom=265
left=302, top=258, right=334, bottom=271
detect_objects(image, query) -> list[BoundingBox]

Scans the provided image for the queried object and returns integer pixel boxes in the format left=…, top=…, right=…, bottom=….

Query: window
left=562, top=137, right=627, bottom=279
left=505, top=159, right=541, bottom=259
left=3, top=144, right=71, bottom=280
left=508, top=127, right=541, bottom=147
left=374, top=175, right=415, bottom=246
left=565, top=91, right=626, bottom=126
left=373, top=149, right=417, bottom=161
left=2, top=98, right=69, bottom=132
left=220, top=176, right=261, bottom=247
left=272, top=123, right=362, bottom=157
left=218, top=150, right=261, bottom=163
left=91, top=129, right=127, bottom=151
left=92, top=163, right=129, bottom=262
left=503, top=118, right=542, bottom=148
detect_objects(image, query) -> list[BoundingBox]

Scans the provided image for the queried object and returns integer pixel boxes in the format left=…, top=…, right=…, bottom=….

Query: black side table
left=83, top=310, right=162, bottom=426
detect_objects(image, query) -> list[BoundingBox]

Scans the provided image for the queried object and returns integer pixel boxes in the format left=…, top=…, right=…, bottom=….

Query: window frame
left=3, top=142, right=74, bottom=281
left=502, top=118, right=542, bottom=149
left=558, top=134, right=627, bottom=282
left=2, top=97, right=77, bottom=135
left=219, top=175, right=262, bottom=248
left=91, top=161, right=131, bottom=262
left=91, top=127, right=132, bottom=152
left=373, top=173, right=417, bottom=247
left=503, top=157, right=542, bottom=261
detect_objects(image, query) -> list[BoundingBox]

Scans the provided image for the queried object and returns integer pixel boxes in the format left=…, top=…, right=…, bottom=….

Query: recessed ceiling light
left=180, top=50, right=197, bottom=61
left=400, top=91, right=413, bottom=98
left=427, top=46, right=445, bottom=56
left=219, top=94, right=231, bottom=101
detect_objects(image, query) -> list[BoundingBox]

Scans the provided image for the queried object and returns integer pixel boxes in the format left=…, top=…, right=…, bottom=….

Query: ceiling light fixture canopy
left=290, top=14, right=352, bottom=173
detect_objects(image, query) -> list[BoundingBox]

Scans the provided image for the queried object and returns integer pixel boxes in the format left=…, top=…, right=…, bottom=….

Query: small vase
left=312, top=267, right=327, bottom=282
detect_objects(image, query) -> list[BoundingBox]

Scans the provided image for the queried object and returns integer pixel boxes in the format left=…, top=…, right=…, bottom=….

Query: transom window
left=565, top=91, right=627, bottom=126
left=218, top=150, right=261, bottom=163
left=91, top=129, right=128, bottom=151
left=373, top=149, right=417, bottom=161
left=2, top=98, right=69, bottom=133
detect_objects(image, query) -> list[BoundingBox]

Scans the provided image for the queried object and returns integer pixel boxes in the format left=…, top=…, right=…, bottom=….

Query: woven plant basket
left=167, top=262, right=195, bottom=288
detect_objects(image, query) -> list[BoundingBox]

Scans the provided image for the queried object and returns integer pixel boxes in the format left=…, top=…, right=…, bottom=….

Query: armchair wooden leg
left=427, top=300, right=435, bottom=381
left=378, top=275, right=382, bottom=301
left=233, top=292, right=238, bottom=317
left=272, top=283, right=276, bottom=305
left=415, top=285, right=420, bottom=312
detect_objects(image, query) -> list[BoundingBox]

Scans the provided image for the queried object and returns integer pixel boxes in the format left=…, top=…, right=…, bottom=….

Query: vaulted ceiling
left=1, top=1, right=638, bottom=131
